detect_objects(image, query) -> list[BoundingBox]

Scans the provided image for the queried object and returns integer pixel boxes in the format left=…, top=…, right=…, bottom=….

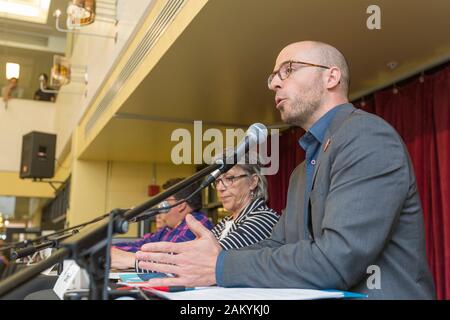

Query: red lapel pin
left=323, top=138, right=331, bottom=152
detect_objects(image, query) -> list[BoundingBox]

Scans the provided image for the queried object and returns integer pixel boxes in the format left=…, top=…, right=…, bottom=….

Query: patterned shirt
left=211, top=198, right=280, bottom=250
left=114, top=211, right=213, bottom=253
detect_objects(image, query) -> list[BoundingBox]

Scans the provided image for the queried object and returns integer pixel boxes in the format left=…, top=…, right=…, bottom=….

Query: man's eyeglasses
left=157, top=200, right=170, bottom=213
left=268, top=60, right=330, bottom=88
left=213, top=174, right=249, bottom=189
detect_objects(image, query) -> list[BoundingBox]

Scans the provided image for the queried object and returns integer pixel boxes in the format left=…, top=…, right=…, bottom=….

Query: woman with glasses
left=211, top=160, right=279, bottom=250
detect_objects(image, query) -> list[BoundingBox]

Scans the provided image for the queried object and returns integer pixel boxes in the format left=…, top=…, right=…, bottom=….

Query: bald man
left=135, top=41, right=436, bottom=299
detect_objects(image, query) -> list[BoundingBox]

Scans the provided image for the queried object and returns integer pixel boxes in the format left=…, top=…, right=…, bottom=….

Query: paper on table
left=109, top=272, right=136, bottom=280
left=109, top=268, right=137, bottom=279
left=146, top=287, right=344, bottom=300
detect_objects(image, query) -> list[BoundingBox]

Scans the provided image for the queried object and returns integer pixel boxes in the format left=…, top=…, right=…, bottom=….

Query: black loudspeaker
left=20, top=131, right=57, bottom=179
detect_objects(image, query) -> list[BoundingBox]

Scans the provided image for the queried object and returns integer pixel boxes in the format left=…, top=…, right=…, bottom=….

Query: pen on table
left=150, top=286, right=195, bottom=292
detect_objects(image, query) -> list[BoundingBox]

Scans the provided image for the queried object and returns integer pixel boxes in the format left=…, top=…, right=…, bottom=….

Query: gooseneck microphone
left=200, top=123, right=268, bottom=188
left=10, top=231, right=79, bottom=260
left=232, top=122, right=268, bottom=163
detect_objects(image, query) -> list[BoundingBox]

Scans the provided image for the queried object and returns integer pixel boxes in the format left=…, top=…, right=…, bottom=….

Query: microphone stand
left=0, top=212, right=112, bottom=254
left=10, top=231, right=79, bottom=260
left=0, top=161, right=231, bottom=299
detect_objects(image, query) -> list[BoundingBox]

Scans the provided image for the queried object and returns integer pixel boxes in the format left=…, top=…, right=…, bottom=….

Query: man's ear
left=178, top=201, right=187, bottom=213
left=325, top=67, right=341, bottom=90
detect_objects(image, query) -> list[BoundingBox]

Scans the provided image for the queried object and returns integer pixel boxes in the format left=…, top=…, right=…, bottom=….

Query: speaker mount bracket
left=32, top=179, right=65, bottom=192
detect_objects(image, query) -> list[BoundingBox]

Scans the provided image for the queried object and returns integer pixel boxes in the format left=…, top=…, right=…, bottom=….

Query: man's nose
left=268, top=74, right=282, bottom=91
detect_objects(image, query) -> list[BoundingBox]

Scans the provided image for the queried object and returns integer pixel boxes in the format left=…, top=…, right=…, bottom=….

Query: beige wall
left=0, top=74, right=60, bottom=227
left=67, top=159, right=108, bottom=227
left=0, top=172, right=54, bottom=198
left=68, top=158, right=195, bottom=237
left=0, top=99, right=56, bottom=172
left=54, top=0, right=155, bottom=158
left=0, top=140, right=72, bottom=227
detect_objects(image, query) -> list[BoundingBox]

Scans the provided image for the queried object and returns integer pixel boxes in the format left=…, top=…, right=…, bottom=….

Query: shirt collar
left=299, top=103, right=347, bottom=151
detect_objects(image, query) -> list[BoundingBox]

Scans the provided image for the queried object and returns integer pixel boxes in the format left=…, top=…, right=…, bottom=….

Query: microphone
left=231, top=123, right=268, bottom=163
left=201, top=123, right=268, bottom=188
left=128, top=201, right=170, bottom=223
left=130, top=211, right=159, bottom=223
left=10, top=231, right=78, bottom=260
left=0, top=208, right=131, bottom=253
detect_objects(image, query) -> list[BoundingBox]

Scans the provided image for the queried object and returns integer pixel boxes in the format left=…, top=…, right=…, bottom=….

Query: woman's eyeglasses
left=213, top=174, right=249, bottom=189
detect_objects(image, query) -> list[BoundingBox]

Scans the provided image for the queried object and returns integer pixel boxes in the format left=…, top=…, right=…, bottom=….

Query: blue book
left=119, top=272, right=168, bottom=283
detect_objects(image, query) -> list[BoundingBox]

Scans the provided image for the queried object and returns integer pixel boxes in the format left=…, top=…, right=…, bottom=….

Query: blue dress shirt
left=298, top=105, right=342, bottom=238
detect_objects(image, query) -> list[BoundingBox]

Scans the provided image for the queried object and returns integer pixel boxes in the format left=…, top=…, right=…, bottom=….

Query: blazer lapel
left=311, top=149, right=323, bottom=189
left=311, top=104, right=356, bottom=188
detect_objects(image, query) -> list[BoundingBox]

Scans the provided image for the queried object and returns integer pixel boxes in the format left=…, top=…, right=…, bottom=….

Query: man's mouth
left=276, top=98, right=287, bottom=110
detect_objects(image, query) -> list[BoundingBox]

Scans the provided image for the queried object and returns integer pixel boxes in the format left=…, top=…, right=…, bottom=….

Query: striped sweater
left=211, top=198, right=279, bottom=250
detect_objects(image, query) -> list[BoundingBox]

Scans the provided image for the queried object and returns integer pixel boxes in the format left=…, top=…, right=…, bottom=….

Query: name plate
left=53, top=260, right=81, bottom=300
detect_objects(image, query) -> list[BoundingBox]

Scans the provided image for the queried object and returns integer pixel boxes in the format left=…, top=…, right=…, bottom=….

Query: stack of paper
left=146, top=287, right=348, bottom=300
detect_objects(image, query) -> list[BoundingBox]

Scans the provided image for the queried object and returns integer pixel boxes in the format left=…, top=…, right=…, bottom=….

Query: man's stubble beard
left=282, top=84, right=325, bottom=128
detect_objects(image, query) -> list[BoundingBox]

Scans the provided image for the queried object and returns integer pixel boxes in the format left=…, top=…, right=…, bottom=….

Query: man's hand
left=110, top=247, right=136, bottom=270
left=135, top=214, right=222, bottom=287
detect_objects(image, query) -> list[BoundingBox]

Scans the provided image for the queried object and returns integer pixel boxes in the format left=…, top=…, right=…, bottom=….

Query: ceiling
left=0, top=0, right=68, bottom=52
left=0, top=0, right=51, bottom=24
left=71, top=0, right=450, bottom=163
left=80, top=118, right=242, bottom=163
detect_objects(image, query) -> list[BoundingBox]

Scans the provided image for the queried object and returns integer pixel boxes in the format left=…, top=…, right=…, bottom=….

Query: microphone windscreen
left=247, top=123, right=268, bottom=144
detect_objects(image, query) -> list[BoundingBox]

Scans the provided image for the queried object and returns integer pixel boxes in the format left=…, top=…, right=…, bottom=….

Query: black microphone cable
left=128, top=184, right=205, bottom=223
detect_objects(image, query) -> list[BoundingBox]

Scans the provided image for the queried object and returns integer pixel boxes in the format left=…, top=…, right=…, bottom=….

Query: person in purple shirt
left=111, top=178, right=213, bottom=270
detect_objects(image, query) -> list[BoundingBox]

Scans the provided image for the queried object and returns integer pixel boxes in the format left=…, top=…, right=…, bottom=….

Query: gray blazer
left=219, top=104, right=436, bottom=299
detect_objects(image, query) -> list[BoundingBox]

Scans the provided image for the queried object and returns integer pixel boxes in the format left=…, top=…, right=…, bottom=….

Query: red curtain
left=266, top=127, right=304, bottom=214
left=267, top=65, right=450, bottom=299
